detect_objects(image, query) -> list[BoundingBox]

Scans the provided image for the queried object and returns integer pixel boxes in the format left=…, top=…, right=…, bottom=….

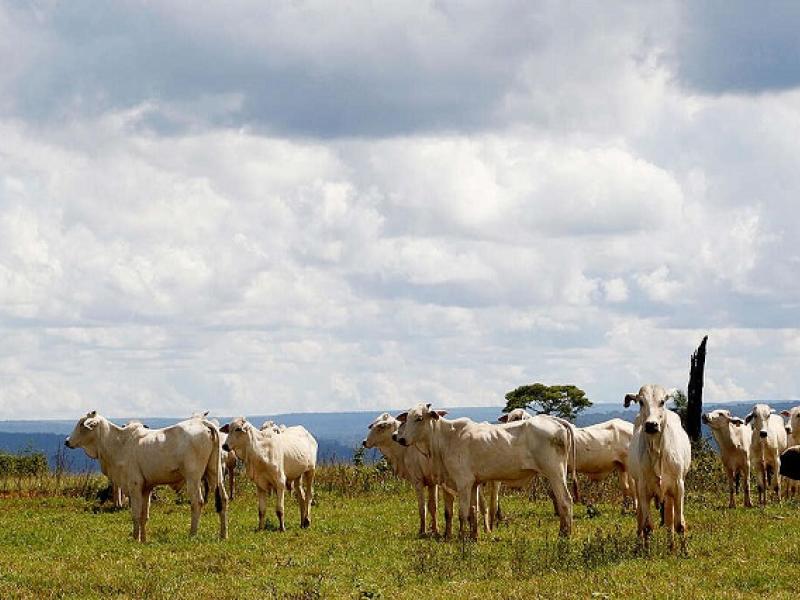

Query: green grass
left=1, top=466, right=800, bottom=599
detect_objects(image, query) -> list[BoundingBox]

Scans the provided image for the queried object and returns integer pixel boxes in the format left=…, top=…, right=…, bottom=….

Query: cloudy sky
left=2, top=1, right=800, bottom=419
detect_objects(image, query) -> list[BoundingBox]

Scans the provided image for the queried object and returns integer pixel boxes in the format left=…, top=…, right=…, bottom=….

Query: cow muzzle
left=759, top=430, right=768, bottom=439
left=393, top=433, right=408, bottom=446
left=361, top=440, right=367, bottom=448
left=222, top=443, right=230, bottom=452
left=787, top=427, right=792, bottom=435
left=644, top=422, right=660, bottom=434
left=64, top=438, right=72, bottom=448
left=701, top=414, right=710, bottom=425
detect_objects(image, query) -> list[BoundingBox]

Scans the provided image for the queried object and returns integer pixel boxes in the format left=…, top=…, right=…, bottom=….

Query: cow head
left=702, top=409, right=745, bottom=431
left=392, top=404, right=447, bottom=451
left=221, top=417, right=252, bottom=453
left=362, top=413, right=399, bottom=448
left=744, top=404, right=774, bottom=439
left=624, top=384, right=671, bottom=435
left=64, top=410, right=103, bottom=458
left=781, top=407, right=800, bottom=438
left=498, top=408, right=533, bottom=423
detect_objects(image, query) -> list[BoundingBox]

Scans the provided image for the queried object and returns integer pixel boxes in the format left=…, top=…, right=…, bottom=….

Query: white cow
left=395, top=403, right=574, bottom=539
left=745, top=403, right=788, bottom=505
left=65, top=411, right=228, bottom=542
left=781, top=407, right=800, bottom=497
left=702, top=410, right=752, bottom=508
left=363, top=413, right=455, bottom=537
left=625, top=385, right=691, bottom=548
left=500, top=409, right=636, bottom=510
left=222, top=417, right=317, bottom=531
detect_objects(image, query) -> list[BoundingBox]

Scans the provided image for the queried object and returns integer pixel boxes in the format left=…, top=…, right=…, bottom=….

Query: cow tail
left=547, top=416, right=579, bottom=503
left=565, top=422, right=579, bottom=503
left=203, top=420, right=227, bottom=513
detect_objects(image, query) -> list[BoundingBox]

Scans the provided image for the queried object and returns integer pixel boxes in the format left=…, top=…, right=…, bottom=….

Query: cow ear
left=498, top=414, right=509, bottom=423
left=745, top=413, right=754, bottom=424
left=729, top=417, right=745, bottom=426
left=431, top=410, right=447, bottom=420
left=782, top=410, right=791, bottom=417
left=624, top=394, right=639, bottom=408
left=219, top=424, right=230, bottom=433
left=396, top=412, right=408, bottom=423
left=203, top=410, right=210, bottom=417
left=88, top=410, right=97, bottom=418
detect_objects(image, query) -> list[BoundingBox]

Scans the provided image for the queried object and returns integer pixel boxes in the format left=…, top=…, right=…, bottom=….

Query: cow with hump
left=500, top=408, right=636, bottom=511
left=745, top=403, right=788, bottom=505
left=702, top=409, right=752, bottom=508
left=394, top=403, right=574, bottom=539
left=625, top=385, right=691, bottom=549
left=221, top=417, right=317, bottom=531
left=363, top=412, right=456, bottom=538
left=65, top=410, right=228, bottom=543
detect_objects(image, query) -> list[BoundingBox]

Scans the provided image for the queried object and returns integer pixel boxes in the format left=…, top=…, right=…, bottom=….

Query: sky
left=1, top=1, right=800, bottom=419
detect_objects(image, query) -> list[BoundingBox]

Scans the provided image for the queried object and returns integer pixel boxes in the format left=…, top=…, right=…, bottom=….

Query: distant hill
left=2, top=401, right=798, bottom=473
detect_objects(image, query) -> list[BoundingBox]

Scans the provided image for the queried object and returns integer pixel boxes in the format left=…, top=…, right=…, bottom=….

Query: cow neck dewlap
left=645, top=429, right=665, bottom=483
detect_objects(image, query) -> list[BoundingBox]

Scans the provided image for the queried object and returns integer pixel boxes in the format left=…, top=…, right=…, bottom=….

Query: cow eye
left=234, top=426, right=243, bottom=432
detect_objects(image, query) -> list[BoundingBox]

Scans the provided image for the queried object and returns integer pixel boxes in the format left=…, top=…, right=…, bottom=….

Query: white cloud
left=2, top=2, right=800, bottom=419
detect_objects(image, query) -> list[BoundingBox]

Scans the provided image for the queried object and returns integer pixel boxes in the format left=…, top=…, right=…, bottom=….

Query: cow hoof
left=301, top=518, right=311, bottom=529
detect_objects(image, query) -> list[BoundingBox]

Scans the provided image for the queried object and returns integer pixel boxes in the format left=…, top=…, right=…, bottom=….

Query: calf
left=746, top=403, right=788, bottom=505
left=363, top=413, right=455, bottom=537
left=65, top=411, right=228, bottom=542
left=222, top=418, right=317, bottom=531
left=395, top=404, right=574, bottom=539
left=702, top=410, right=752, bottom=508
left=625, top=385, right=691, bottom=548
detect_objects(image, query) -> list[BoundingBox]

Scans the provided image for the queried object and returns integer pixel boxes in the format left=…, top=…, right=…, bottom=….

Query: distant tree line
left=0, top=450, right=48, bottom=477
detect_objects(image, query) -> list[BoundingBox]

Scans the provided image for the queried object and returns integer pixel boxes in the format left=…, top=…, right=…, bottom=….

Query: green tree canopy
left=503, top=383, right=592, bottom=422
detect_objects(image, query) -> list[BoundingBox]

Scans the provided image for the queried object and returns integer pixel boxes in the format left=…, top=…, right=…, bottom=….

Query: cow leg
left=618, top=468, right=634, bottom=512
left=476, top=485, right=491, bottom=533
left=443, top=489, right=454, bottom=539
left=291, top=477, right=305, bottom=527
left=228, top=466, right=235, bottom=501
left=113, top=482, right=124, bottom=509
left=742, top=464, right=753, bottom=508
left=188, top=480, right=204, bottom=537
left=302, top=469, right=314, bottom=529
left=674, top=479, right=687, bottom=550
left=488, top=481, right=500, bottom=531
left=456, top=481, right=475, bottom=539
left=139, top=488, right=152, bottom=544
left=663, top=494, right=675, bottom=550
left=275, top=482, right=287, bottom=532
left=255, top=486, right=268, bottom=530
left=427, top=484, right=439, bottom=535
left=413, top=482, right=427, bottom=536
left=470, top=482, right=480, bottom=539
left=635, top=481, right=652, bottom=543
left=543, top=466, right=572, bottom=538
left=772, top=455, right=782, bottom=503
left=129, top=489, right=142, bottom=542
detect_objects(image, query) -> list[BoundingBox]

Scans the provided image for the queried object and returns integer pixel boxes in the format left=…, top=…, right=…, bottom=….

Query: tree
left=670, top=389, right=689, bottom=430
left=687, top=335, right=708, bottom=442
left=503, top=383, right=592, bottom=422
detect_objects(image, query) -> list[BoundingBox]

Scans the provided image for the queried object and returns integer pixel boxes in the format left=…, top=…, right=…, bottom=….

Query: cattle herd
left=63, top=383, right=800, bottom=548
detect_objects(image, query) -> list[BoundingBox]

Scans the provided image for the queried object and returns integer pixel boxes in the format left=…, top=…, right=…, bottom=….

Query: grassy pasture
left=1, top=457, right=800, bottom=599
